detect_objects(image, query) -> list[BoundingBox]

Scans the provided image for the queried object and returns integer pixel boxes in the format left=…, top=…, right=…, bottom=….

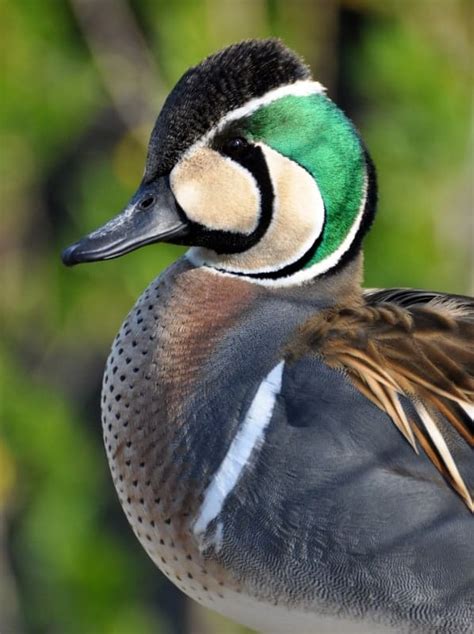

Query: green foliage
left=1, top=348, right=167, bottom=634
left=359, top=8, right=473, bottom=291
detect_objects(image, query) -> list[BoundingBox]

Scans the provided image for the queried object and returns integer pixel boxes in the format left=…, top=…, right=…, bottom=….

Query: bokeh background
left=1, top=1, right=473, bottom=633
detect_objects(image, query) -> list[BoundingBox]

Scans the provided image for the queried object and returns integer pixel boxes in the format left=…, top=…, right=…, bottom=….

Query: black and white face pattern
left=142, top=39, right=375, bottom=286
left=169, top=81, right=327, bottom=280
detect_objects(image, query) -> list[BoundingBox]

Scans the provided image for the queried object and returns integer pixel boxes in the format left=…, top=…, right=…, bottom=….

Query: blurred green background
left=1, top=1, right=472, bottom=633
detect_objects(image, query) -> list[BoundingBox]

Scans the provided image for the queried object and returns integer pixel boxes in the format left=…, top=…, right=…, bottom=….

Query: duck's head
left=62, top=39, right=376, bottom=285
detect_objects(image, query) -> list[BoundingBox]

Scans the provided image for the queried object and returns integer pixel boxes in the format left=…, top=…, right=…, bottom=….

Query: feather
left=287, top=288, right=474, bottom=510
left=414, top=402, right=473, bottom=511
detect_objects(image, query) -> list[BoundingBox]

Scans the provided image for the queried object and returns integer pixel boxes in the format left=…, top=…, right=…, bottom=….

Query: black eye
left=224, top=137, right=248, bottom=153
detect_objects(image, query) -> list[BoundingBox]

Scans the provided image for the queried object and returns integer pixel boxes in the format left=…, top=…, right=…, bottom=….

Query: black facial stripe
left=220, top=146, right=376, bottom=281
left=183, top=144, right=274, bottom=255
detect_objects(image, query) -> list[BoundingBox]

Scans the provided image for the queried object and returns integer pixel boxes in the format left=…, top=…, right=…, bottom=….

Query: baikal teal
left=61, top=39, right=474, bottom=634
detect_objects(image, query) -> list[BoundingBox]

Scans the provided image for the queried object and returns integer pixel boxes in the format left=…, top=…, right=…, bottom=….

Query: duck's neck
left=147, top=256, right=363, bottom=424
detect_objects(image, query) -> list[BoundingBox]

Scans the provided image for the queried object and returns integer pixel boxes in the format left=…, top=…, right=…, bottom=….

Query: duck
left=62, top=39, right=474, bottom=634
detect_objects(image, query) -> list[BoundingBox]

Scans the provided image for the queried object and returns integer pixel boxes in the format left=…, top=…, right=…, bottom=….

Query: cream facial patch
left=196, top=144, right=325, bottom=274
left=170, top=147, right=260, bottom=234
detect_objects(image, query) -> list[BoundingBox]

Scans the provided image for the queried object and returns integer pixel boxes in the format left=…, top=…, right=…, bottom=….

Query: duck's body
left=64, top=40, right=473, bottom=633
left=101, top=257, right=473, bottom=633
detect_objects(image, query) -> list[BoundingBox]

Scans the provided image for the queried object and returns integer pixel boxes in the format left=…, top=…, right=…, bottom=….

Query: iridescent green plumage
left=245, top=93, right=367, bottom=267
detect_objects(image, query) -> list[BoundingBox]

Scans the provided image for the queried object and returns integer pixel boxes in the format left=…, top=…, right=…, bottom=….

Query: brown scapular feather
left=286, top=290, right=474, bottom=511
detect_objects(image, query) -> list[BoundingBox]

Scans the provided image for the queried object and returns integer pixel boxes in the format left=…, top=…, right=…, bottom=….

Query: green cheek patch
left=244, top=94, right=366, bottom=267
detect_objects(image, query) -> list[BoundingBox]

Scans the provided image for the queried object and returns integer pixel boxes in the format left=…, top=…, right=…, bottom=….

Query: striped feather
left=287, top=289, right=474, bottom=510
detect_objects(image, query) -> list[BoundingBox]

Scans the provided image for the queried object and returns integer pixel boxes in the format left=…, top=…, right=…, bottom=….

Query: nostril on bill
left=138, top=195, right=155, bottom=211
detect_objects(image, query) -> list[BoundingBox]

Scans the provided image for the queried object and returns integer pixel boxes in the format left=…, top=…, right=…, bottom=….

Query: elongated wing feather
left=364, top=288, right=474, bottom=314
left=287, top=289, right=474, bottom=510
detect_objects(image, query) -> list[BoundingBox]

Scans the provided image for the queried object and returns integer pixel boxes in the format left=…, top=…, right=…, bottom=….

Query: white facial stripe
left=217, top=80, right=325, bottom=131
left=177, top=80, right=325, bottom=166
left=193, top=361, right=284, bottom=538
left=170, top=147, right=260, bottom=234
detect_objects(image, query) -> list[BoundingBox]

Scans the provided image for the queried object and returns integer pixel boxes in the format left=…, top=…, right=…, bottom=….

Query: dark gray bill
left=61, top=177, right=189, bottom=266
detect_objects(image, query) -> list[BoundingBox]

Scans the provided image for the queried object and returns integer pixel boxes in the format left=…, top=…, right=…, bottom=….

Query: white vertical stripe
left=219, top=80, right=325, bottom=128
left=193, top=362, right=285, bottom=537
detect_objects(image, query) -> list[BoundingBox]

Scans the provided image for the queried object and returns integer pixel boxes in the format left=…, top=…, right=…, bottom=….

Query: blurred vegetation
left=1, top=1, right=472, bottom=633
